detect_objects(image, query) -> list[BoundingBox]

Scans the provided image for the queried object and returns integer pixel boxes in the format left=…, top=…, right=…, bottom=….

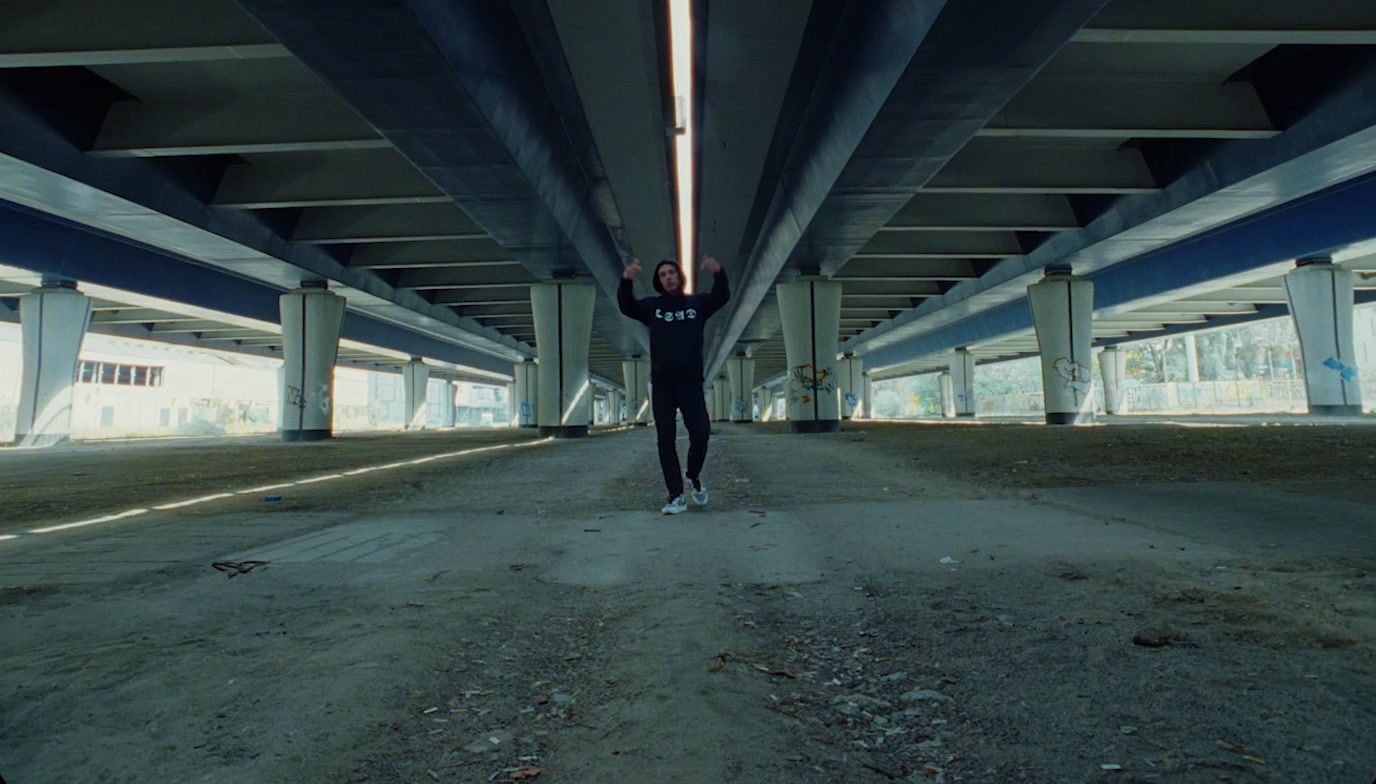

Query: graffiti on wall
left=788, top=363, right=832, bottom=406
left=1052, top=357, right=1092, bottom=400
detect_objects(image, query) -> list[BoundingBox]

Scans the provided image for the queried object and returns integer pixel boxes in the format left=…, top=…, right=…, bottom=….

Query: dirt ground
left=1, top=421, right=1374, bottom=783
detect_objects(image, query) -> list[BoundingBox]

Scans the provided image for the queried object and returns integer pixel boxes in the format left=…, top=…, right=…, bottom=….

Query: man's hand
left=623, top=258, right=643, bottom=280
left=700, top=255, right=721, bottom=275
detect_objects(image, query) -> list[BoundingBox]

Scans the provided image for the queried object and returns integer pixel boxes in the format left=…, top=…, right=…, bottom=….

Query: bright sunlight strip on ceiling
left=668, top=0, right=695, bottom=294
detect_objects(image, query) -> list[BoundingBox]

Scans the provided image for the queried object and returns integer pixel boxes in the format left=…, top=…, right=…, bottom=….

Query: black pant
left=652, top=380, right=710, bottom=497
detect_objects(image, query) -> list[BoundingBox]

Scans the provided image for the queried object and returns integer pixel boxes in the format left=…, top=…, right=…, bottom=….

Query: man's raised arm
left=618, top=258, right=651, bottom=324
left=700, top=255, right=729, bottom=316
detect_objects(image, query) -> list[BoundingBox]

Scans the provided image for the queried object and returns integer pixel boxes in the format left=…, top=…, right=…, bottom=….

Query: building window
left=77, top=361, right=164, bottom=387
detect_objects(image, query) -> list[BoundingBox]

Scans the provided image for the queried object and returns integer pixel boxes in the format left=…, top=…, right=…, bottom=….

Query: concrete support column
left=402, top=358, right=429, bottom=430
left=938, top=371, right=955, bottom=418
left=837, top=353, right=864, bottom=419
left=621, top=357, right=650, bottom=425
left=1099, top=347, right=1126, bottom=415
left=755, top=388, right=769, bottom=422
left=713, top=378, right=730, bottom=422
left=513, top=359, right=538, bottom=427
left=949, top=349, right=976, bottom=417
left=1184, top=334, right=1200, bottom=383
left=1028, top=270, right=1095, bottom=425
left=726, top=356, right=755, bottom=422
left=777, top=277, right=843, bottom=432
left=531, top=282, right=595, bottom=437
left=13, top=282, right=92, bottom=447
left=862, top=373, right=875, bottom=420
left=1285, top=259, right=1363, bottom=415
left=280, top=283, right=345, bottom=441
left=441, top=381, right=457, bottom=428
left=608, top=389, right=622, bottom=424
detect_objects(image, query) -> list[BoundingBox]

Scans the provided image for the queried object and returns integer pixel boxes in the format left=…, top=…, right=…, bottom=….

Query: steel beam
left=89, top=94, right=387, bottom=158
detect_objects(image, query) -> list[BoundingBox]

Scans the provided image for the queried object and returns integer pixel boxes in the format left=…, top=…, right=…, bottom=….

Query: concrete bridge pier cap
left=279, top=282, right=345, bottom=442
left=1028, top=268, right=1095, bottom=426
left=531, top=282, right=595, bottom=438
left=13, top=279, right=92, bottom=447
left=777, top=276, right=843, bottom=433
left=1285, top=256, right=1363, bottom=416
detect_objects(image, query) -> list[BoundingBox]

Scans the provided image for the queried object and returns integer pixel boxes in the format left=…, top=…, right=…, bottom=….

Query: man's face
left=658, top=263, right=682, bottom=294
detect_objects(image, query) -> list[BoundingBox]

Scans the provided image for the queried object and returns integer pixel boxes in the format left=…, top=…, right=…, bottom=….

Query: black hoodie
left=618, top=265, right=730, bottom=383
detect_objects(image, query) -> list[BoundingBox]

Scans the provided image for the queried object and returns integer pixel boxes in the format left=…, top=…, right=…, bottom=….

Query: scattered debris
left=1132, top=629, right=1178, bottom=648
left=508, top=766, right=542, bottom=781
left=939, top=556, right=960, bottom=565
left=262, top=495, right=282, bottom=502
left=900, top=689, right=953, bottom=704
left=707, top=651, right=733, bottom=672
left=211, top=560, right=268, bottom=578
left=1100, top=763, right=1123, bottom=771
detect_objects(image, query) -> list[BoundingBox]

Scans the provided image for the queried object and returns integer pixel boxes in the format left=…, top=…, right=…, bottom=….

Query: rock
left=465, top=729, right=514, bottom=753
left=830, top=693, right=890, bottom=711
left=900, top=689, right=953, bottom=704
left=550, top=692, right=573, bottom=704
left=879, top=670, right=908, bottom=683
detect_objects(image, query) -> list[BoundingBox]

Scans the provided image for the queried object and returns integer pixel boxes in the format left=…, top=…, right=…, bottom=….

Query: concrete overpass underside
left=2, top=1, right=1376, bottom=781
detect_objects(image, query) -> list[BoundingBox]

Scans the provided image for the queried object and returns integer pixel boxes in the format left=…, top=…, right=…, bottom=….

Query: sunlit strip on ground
left=14, top=438, right=556, bottom=539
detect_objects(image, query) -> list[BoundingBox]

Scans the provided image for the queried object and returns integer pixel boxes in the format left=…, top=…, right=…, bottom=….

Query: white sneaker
left=688, top=476, right=709, bottom=506
left=661, top=495, right=687, bottom=515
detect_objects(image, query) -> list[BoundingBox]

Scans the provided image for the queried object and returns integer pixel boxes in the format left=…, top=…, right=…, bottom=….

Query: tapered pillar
left=440, top=381, right=457, bottom=428
left=706, top=383, right=718, bottom=421
left=861, top=373, right=874, bottom=420
left=1028, top=270, right=1095, bottom=425
left=1285, top=258, right=1363, bottom=415
left=726, top=357, right=755, bottom=422
left=777, top=277, right=843, bottom=432
left=402, top=358, right=428, bottom=430
left=622, top=357, right=650, bottom=425
left=531, top=282, right=595, bottom=437
left=608, top=389, right=622, bottom=424
left=713, top=378, right=731, bottom=422
left=755, top=388, right=770, bottom=422
left=949, top=349, right=976, bottom=417
left=280, top=283, right=345, bottom=441
left=938, top=371, right=955, bottom=418
left=13, top=282, right=92, bottom=447
left=837, top=353, right=864, bottom=419
left=513, top=359, right=538, bottom=427
left=1099, top=347, right=1126, bottom=415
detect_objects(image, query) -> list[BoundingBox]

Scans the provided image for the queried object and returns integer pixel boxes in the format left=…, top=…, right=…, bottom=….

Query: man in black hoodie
left=618, top=255, right=730, bottom=514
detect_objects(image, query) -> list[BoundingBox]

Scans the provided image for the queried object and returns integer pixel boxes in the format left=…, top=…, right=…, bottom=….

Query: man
left=618, top=255, right=730, bottom=514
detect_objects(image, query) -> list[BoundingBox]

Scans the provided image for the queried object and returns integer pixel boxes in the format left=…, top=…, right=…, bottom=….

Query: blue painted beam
left=0, top=200, right=516, bottom=377
left=853, top=57, right=1376, bottom=360
left=864, top=170, right=1376, bottom=373
left=0, top=85, right=528, bottom=361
